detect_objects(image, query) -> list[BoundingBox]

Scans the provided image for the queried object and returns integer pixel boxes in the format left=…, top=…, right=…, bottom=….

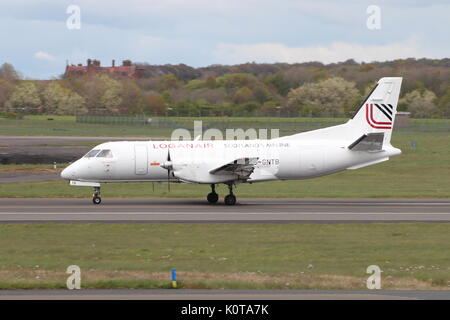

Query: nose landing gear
left=92, top=186, right=101, bottom=205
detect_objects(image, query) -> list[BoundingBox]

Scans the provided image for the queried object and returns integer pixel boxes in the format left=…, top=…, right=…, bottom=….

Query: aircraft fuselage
left=61, top=138, right=400, bottom=184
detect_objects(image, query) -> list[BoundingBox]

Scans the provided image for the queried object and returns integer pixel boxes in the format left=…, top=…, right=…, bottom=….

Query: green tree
left=80, top=75, right=105, bottom=111
left=78, top=74, right=123, bottom=112
left=5, top=82, right=41, bottom=111
left=205, top=76, right=217, bottom=89
left=56, top=91, right=86, bottom=115
left=0, top=63, right=20, bottom=81
left=260, top=101, right=279, bottom=116
left=159, top=74, right=180, bottom=91
left=265, top=72, right=290, bottom=96
left=99, top=75, right=123, bottom=111
left=252, top=85, right=271, bottom=103
left=161, top=90, right=172, bottom=104
left=236, top=101, right=259, bottom=116
left=42, top=82, right=65, bottom=113
left=121, top=81, right=145, bottom=114
left=143, top=94, right=167, bottom=115
left=400, top=89, right=439, bottom=118
left=233, top=87, right=254, bottom=104
left=0, top=79, right=15, bottom=110
left=437, top=87, right=450, bottom=118
left=42, top=82, right=87, bottom=115
left=218, top=73, right=253, bottom=90
left=172, top=100, right=200, bottom=116
left=287, top=77, right=360, bottom=117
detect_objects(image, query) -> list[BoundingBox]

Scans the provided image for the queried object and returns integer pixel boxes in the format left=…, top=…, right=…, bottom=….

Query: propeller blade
left=167, top=168, right=171, bottom=192
left=167, top=149, right=171, bottom=192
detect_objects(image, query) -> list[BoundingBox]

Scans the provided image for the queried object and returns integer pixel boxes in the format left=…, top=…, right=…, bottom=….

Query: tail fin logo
left=365, top=103, right=393, bottom=129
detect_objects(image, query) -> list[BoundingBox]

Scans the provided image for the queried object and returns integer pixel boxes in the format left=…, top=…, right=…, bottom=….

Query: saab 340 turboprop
left=61, top=77, right=403, bottom=205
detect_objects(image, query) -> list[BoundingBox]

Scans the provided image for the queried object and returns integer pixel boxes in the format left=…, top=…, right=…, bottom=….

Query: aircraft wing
left=209, top=157, right=259, bottom=179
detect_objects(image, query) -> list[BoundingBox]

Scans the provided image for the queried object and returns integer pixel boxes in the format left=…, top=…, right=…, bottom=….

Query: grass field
left=0, top=115, right=172, bottom=137
left=0, top=115, right=349, bottom=137
left=0, top=223, right=448, bottom=290
left=2, top=115, right=449, bottom=137
left=1, top=116, right=448, bottom=291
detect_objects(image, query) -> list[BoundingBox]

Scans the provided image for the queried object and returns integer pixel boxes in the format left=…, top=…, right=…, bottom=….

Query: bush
left=0, top=111, right=23, bottom=119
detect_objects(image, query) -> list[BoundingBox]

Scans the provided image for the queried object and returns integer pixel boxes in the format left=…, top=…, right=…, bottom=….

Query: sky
left=0, top=0, right=448, bottom=79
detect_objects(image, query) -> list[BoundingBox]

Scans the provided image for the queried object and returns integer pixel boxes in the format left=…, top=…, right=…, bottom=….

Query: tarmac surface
left=0, top=198, right=449, bottom=223
left=0, top=171, right=61, bottom=183
left=0, top=135, right=154, bottom=164
left=0, top=289, right=448, bottom=300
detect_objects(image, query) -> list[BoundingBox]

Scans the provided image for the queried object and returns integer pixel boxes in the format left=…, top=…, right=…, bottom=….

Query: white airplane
left=61, top=77, right=402, bottom=205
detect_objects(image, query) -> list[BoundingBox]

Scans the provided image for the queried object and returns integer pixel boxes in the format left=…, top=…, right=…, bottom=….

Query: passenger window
left=96, top=149, right=113, bottom=158
left=84, top=149, right=100, bottom=158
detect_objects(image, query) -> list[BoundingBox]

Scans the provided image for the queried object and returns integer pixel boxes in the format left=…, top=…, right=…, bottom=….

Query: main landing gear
left=206, top=184, right=237, bottom=205
left=224, top=184, right=236, bottom=206
left=207, top=184, right=219, bottom=204
left=92, top=186, right=101, bottom=205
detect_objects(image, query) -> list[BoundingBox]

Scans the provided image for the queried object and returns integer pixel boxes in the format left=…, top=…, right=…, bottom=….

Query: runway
left=0, top=198, right=449, bottom=223
left=0, top=289, right=448, bottom=300
left=0, top=172, right=61, bottom=183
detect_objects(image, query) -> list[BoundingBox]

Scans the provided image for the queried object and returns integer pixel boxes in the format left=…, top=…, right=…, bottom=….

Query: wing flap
left=209, top=157, right=258, bottom=179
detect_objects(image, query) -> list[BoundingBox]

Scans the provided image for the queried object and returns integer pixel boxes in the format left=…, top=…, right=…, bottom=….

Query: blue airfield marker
left=171, top=269, right=177, bottom=288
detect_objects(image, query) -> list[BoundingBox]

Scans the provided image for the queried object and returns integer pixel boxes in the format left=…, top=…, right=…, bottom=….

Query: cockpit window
left=84, top=149, right=100, bottom=158
left=96, top=149, right=113, bottom=158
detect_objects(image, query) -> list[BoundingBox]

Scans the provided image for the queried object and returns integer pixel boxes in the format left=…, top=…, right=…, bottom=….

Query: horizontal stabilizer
left=347, top=157, right=389, bottom=170
left=348, top=132, right=384, bottom=152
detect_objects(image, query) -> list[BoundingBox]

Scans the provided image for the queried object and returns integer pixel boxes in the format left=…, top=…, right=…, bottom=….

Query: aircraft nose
left=61, top=164, right=75, bottom=180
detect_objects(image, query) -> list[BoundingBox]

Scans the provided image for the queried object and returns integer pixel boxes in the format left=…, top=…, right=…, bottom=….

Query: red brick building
left=64, top=59, right=144, bottom=78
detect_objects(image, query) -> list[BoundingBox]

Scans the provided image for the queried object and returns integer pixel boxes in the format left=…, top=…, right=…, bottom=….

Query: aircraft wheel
left=207, top=192, right=219, bottom=204
left=224, top=194, right=236, bottom=206
left=92, top=196, right=102, bottom=205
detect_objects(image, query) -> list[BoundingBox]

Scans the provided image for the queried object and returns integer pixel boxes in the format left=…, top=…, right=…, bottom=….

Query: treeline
left=0, top=58, right=449, bottom=118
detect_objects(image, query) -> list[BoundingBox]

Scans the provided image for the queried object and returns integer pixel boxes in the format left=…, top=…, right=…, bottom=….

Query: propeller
left=161, top=149, right=173, bottom=192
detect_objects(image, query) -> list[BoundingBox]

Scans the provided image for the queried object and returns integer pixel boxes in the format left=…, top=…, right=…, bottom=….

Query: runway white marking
left=1, top=199, right=449, bottom=221
left=1, top=212, right=449, bottom=215
left=3, top=202, right=450, bottom=207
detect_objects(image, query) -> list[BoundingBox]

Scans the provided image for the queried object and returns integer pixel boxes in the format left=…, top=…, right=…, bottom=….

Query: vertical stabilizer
left=348, top=77, right=402, bottom=144
left=282, top=77, right=403, bottom=144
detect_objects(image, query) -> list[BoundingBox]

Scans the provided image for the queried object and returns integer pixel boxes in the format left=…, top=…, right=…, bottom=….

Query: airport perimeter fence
left=76, top=114, right=450, bottom=135
left=76, top=114, right=347, bottom=135
left=77, top=114, right=182, bottom=128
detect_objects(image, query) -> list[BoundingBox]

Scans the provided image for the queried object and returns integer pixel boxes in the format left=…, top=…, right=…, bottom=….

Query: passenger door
left=134, top=144, right=148, bottom=175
